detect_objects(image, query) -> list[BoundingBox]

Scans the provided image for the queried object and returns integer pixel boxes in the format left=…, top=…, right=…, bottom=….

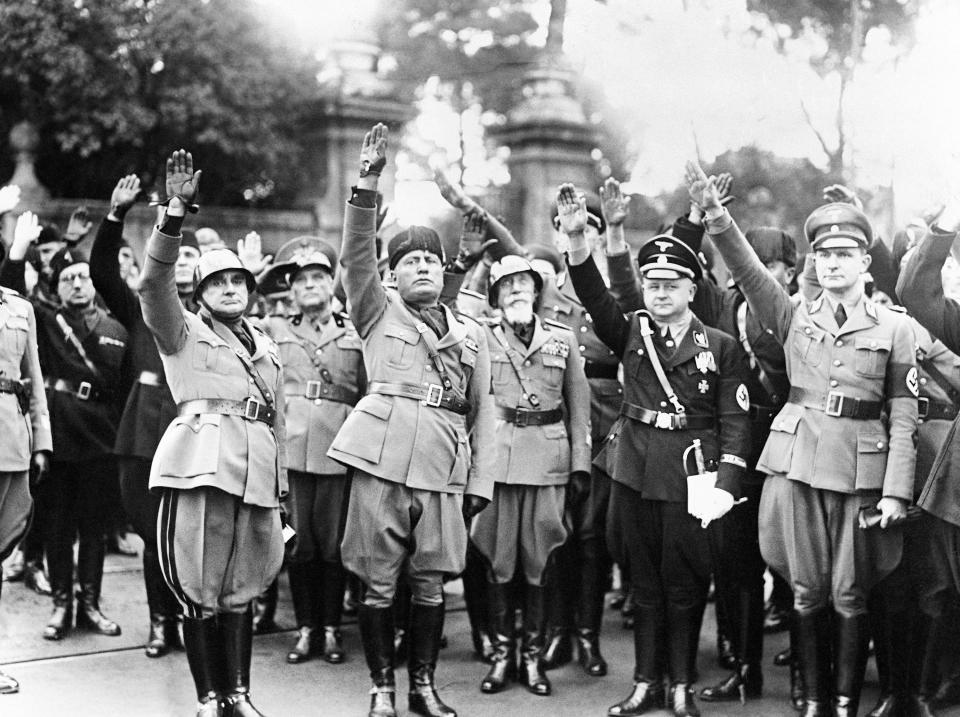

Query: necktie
left=835, top=304, right=847, bottom=329
left=663, top=328, right=675, bottom=349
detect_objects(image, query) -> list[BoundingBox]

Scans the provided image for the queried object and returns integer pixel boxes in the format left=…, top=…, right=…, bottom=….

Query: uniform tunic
left=0, top=288, right=51, bottom=560
left=140, top=227, right=286, bottom=616
left=331, top=199, right=494, bottom=603
left=708, top=210, right=918, bottom=615
left=470, top=316, right=591, bottom=584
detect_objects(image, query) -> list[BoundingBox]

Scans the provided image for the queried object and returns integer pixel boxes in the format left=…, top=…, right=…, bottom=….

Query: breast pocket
left=383, top=324, right=421, bottom=369
left=490, top=353, right=513, bottom=385
left=854, top=337, right=891, bottom=378
left=191, top=335, right=233, bottom=374
left=3, top=314, right=29, bottom=356
left=791, top=324, right=825, bottom=367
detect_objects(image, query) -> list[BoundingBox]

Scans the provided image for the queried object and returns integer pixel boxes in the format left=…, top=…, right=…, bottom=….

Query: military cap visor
left=804, top=202, right=873, bottom=250
left=810, top=224, right=869, bottom=251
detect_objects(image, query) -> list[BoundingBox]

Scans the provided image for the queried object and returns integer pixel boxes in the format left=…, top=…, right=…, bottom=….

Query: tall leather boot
left=796, top=609, right=832, bottom=717
left=577, top=537, right=609, bottom=677
left=542, top=541, right=574, bottom=670
left=407, top=603, right=456, bottom=717
left=462, top=542, right=494, bottom=663
left=358, top=604, right=397, bottom=717
left=833, top=613, right=870, bottom=717
left=42, top=523, right=74, bottom=641
left=285, top=562, right=316, bottom=664
left=608, top=603, right=666, bottom=716
left=75, top=535, right=121, bottom=636
left=220, top=610, right=267, bottom=717
left=788, top=612, right=806, bottom=712
left=867, top=602, right=910, bottom=717
left=183, top=616, right=224, bottom=717
left=393, top=583, right=411, bottom=665
left=519, top=584, right=551, bottom=696
left=909, top=613, right=941, bottom=717
left=318, top=560, right=346, bottom=664
left=701, top=587, right=764, bottom=701
left=43, top=588, right=73, bottom=641
left=251, top=580, right=278, bottom=635
left=144, top=545, right=179, bottom=657
left=666, top=600, right=704, bottom=716
left=481, top=582, right=516, bottom=693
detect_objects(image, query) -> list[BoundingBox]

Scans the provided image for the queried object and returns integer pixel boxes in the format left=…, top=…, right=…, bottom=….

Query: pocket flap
left=857, top=433, right=889, bottom=453
left=383, top=324, right=420, bottom=345
left=770, top=407, right=802, bottom=435
left=543, top=423, right=568, bottom=440
left=356, top=394, right=393, bottom=421
left=542, top=354, right=567, bottom=368
left=171, top=413, right=222, bottom=432
left=336, top=334, right=363, bottom=350
left=855, top=336, right=892, bottom=352
left=4, top=315, right=28, bottom=331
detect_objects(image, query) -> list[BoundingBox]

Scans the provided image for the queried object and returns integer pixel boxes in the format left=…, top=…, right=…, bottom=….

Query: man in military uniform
left=689, top=161, right=918, bottom=717
left=330, top=123, right=494, bottom=717
left=470, top=255, right=591, bottom=698
left=561, top=181, right=751, bottom=717
left=0, top=266, right=52, bottom=693
left=2, top=225, right=129, bottom=642
left=89, top=173, right=200, bottom=658
left=140, top=150, right=286, bottom=717
left=897, top=209, right=960, bottom=715
left=259, top=237, right=365, bottom=666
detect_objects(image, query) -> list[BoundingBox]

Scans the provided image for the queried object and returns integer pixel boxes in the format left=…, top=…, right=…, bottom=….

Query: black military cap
left=636, top=234, right=702, bottom=282
left=48, top=247, right=88, bottom=292
left=804, top=202, right=873, bottom=251
left=745, top=227, right=797, bottom=267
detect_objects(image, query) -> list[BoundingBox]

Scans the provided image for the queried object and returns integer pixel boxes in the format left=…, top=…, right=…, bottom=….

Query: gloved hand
left=700, top=488, right=735, bottom=528
left=565, top=470, right=591, bottom=511
left=462, top=495, right=490, bottom=523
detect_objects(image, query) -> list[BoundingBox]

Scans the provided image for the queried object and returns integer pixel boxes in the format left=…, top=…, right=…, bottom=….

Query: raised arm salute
left=693, top=160, right=918, bottom=717
left=328, top=123, right=494, bottom=717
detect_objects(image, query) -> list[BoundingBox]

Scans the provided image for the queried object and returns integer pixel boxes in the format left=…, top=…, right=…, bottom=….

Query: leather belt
left=584, top=361, right=619, bottom=380
left=368, top=381, right=470, bottom=415
left=0, top=377, right=23, bottom=394
left=788, top=387, right=883, bottom=419
left=177, top=398, right=276, bottom=427
left=138, top=371, right=162, bottom=387
left=45, top=377, right=106, bottom=402
left=497, top=405, right=563, bottom=426
left=300, top=380, right=360, bottom=406
left=748, top=404, right=780, bottom=423
left=620, top=402, right=714, bottom=430
left=918, top=397, right=959, bottom=421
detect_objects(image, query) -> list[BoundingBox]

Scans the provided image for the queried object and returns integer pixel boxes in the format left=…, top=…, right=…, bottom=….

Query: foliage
left=0, top=0, right=320, bottom=206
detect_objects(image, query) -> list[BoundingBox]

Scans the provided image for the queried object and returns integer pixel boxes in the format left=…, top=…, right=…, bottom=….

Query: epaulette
left=459, top=288, right=486, bottom=301
left=476, top=315, right=500, bottom=326
left=542, top=317, right=572, bottom=332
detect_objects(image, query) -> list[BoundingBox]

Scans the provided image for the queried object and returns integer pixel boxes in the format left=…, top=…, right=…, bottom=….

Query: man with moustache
left=329, top=123, right=494, bottom=717
left=470, top=254, right=591, bottom=698
left=260, top=238, right=365, bottom=666
left=89, top=173, right=200, bottom=658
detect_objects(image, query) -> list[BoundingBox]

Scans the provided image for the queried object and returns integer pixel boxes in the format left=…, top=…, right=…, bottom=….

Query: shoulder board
left=459, top=288, right=486, bottom=301
left=477, top=315, right=500, bottom=326
left=455, top=311, right=482, bottom=328
left=887, top=304, right=907, bottom=314
left=542, top=317, right=572, bottom=332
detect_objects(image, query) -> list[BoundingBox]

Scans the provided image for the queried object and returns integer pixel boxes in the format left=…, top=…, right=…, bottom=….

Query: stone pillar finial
left=8, top=120, right=50, bottom=205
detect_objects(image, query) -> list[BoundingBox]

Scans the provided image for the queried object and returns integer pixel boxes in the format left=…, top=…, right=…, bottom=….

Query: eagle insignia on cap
left=654, top=240, right=673, bottom=252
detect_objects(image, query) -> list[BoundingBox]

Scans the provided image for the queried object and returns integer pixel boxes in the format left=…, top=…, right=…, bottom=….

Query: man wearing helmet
left=259, top=238, right=365, bottom=666
left=470, top=254, right=591, bottom=698
left=689, top=161, right=918, bottom=717
left=329, top=123, right=494, bottom=717
left=140, top=150, right=286, bottom=717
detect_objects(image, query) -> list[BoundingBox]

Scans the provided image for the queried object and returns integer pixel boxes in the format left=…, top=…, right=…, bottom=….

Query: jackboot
left=910, top=613, right=943, bottom=717
left=358, top=604, right=396, bottom=717
left=481, top=583, right=515, bottom=694
left=867, top=603, right=911, bottom=717
left=75, top=533, right=120, bottom=636
left=518, top=585, right=551, bottom=696
left=463, top=542, right=494, bottom=662
left=220, top=610, right=267, bottom=717
left=319, top=560, right=346, bottom=663
left=577, top=537, right=609, bottom=676
left=251, top=580, right=278, bottom=635
left=286, top=563, right=316, bottom=664
left=144, top=545, right=180, bottom=657
left=833, top=613, right=870, bottom=717
left=43, top=590, right=73, bottom=641
left=671, top=683, right=701, bottom=717
left=407, top=603, right=456, bottom=717
left=666, top=600, right=704, bottom=689
left=577, top=629, right=608, bottom=677
left=797, top=609, right=832, bottom=717
left=541, top=626, right=573, bottom=670
left=182, top=616, right=224, bottom=717
left=701, top=587, right=764, bottom=701
left=393, top=583, right=411, bottom=665
left=146, top=614, right=173, bottom=658
left=23, top=559, right=52, bottom=596
left=43, top=531, right=75, bottom=641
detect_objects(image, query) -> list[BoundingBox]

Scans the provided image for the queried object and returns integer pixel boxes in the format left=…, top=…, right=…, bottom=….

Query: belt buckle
left=423, top=384, right=443, bottom=408
left=244, top=397, right=261, bottom=420
left=654, top=411, right=673, bottom=430
left=825, top=390, right=844, bottom=417
left=514, top=408, right=530, bottom=427
left=77, top=381, right=92, bottom=400
left=918, top=396, right=929, bottom=419
left=305, top=380, right=321, bottom=400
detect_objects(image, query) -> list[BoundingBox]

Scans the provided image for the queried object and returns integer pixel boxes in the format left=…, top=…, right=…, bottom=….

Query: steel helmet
left=488, top=254, right=543, bottom=307
left=193, top=248, right=256, bottom=301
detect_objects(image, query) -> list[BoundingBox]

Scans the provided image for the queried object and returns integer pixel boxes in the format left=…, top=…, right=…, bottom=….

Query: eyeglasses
left=58, top=272, right=92, bottom=284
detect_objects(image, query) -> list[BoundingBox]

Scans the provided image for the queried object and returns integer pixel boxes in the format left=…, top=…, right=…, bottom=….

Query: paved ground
left=1, top=548, right=958, bottom=717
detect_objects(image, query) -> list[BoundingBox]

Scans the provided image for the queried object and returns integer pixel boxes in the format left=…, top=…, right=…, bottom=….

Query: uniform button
left=666, top=340, right=675, bottom=348
left=871, top=341, right=878, bottom=348
left=425, top=365, right=432, bottom=371
left=834, top=360, right=842, bottom=366
left=920, top=377, right=927, bottom=386
left=580, top=345, right=586, bottom=352
left=617, top=388, right=622, bottom=394
left=609, top=350, right=614, bottom=355
left=804, top=327, right=811, bottom=334
left=660, top=401, right=667, bottom=407
left=830, top=379, right=839, bottom=387
left=637, top=349, right=644, bottom=356
left=553, top=305, right=560, bottom=311
left=836, top=340, right=843, bottom=347
left=524, top=360, right=531, bottom=367
left=580, top=326, right=588, bottom=333
left=876, top=441, right=884, bottom=449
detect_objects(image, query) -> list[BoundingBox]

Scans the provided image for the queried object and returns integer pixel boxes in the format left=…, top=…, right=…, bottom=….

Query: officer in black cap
left=561, top=182, right=751, bottom=717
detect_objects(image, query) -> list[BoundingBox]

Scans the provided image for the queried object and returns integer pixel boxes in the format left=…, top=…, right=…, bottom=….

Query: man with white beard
left=470, top=255, right=592, bottom=698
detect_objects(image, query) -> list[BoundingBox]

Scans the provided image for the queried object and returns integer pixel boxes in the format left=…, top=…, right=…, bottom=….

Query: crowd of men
left=0, top=121, right=959, bottom=717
